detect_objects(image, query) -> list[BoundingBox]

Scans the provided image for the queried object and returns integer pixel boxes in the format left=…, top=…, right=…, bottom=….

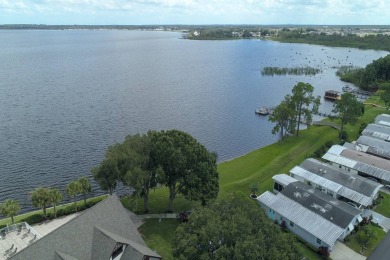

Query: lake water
left=0, top=30, right=387, bottom=212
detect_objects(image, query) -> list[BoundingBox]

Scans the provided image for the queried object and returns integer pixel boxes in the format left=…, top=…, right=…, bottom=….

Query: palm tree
left=66, top=180, right=81, bottom=212
left=0, top=199, right=20, bottom=224
left=49, top=188, right=63, bottom=218
left=30, top=187, right=51, bottom=218
left=77, top=177, right=91, bottom=207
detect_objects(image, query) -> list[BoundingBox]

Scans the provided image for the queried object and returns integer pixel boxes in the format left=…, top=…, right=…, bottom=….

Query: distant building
left=289, top=158, right=382, bottom=208
left=323, top=145, right=390, bottom=184
left=375, top=114, right=390, bottom=127
left=258, top=181, right=362, bottom=251
left=354, top=135, right=390, bottom=159
left=362, top=123, right=390, bottom=142
left=10, top=195, right=161, bottom=260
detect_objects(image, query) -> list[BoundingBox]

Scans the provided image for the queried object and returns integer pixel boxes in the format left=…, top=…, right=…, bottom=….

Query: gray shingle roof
left=323, top=145, right=390, bottom=183
left=291, top=158, right=382, bottom=206
left=258, top=191, right=345, bottom=247
left=10, top=194, right=160, bottom=260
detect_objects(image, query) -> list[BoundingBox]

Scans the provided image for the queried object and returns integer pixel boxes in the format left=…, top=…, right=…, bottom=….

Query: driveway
left=362, top=209, right=390, bottom=232
left=330, top=241, right=366, bottom=260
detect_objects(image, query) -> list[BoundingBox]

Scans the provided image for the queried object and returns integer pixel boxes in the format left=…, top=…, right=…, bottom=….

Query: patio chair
left=5, top=244, right=14, bottom=254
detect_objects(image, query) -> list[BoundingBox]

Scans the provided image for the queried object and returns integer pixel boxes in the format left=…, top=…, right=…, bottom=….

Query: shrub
left=325, top=140, right=334, bottom=148
left=359, top=123, right=367, bottom=134
left=317, top=246, right=330, bottom=257
left=339, top=130, right=348, bottom=141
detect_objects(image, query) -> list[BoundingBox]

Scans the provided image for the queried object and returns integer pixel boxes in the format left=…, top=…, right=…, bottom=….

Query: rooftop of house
left=258, top=191, right=345, bottom=247
left=356, top=135, right=390, bottom=159
left=272, top=174, right=298, bottom=187
left=362, top=123, right=390, bottom=141
left=375, top=114, right=390, bottom=125
left=9, top=194, right=160, bottom=260
left=323, top=145, right=390, bottom=182
left=280, top=182, right=361, bottom=229
left=297, top=158, right=382, bottom=198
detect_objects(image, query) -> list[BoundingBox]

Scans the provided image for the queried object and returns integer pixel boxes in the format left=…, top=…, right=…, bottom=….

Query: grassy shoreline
left=138, top=96, right=388, bottom=260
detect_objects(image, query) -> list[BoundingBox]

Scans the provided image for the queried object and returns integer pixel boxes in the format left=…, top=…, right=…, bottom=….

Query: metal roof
left=375, top=114, right=390, bottom=124
left=291, top=158, right=382, bottom=206
left=272, top=174, right=298, bottom=187
left=356, top=135, right=390, bottom=159
left=258, top=191, right=345, bottom=247
left=281, top=182, right=360, bottom=228
left=323, top=145, right=390, bottom=183
left=362, top=123, right=390, bottom=142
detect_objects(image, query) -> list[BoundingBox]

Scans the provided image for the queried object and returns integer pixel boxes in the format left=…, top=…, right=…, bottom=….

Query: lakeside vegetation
left=0, top=195, right=107, bottom=228
left=272, top=31, right=390, bottom=52
left=336, top=55, right=390, bottom=91
left=261, top=66, right=321, bottom=76
left=137, top=94, right=388, bottom=260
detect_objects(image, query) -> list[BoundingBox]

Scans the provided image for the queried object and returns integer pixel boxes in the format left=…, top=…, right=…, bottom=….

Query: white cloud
left=0, top=0, right=389, bottom=24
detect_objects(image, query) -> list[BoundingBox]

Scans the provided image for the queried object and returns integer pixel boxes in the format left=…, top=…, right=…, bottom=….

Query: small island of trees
left=262, top=66, right=321, bottom=76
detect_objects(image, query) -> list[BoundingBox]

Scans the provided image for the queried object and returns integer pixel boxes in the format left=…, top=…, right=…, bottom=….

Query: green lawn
left=344, top=223, right=386, bottom=256
left=138, top=219, right=180, bottom=260
left=137, top=100, right=388, bottom=259
left=373, top=192, right=390, bottom=218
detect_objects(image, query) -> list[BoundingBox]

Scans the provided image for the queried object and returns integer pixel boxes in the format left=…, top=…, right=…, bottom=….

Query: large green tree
left=77, top=177, right=91, bottom=207
left=332, top=92, right=364, bottom=139
left=30, top=187, right=51, bottom=218
left=48, top=188, right=63, bottom=218
left=66, top=180, right=81, bottom=212
left=107, top=132, right=160, bottom=213
left=172, top=196, right=302, bottom=259
left=91, top=158, right=119, bottom=195
left=0, top=199, right=20, bottom=224
left=291, top=82, right=321, bottom=136
left=268, top=95, right=295, bottom=139
left=380, top=86, right=390, bottom=109
left=151, top=130, right=219, bottom=212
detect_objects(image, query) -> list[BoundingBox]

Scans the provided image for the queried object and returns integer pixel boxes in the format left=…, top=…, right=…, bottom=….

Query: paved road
left=367, top=231, right=390, bottom=260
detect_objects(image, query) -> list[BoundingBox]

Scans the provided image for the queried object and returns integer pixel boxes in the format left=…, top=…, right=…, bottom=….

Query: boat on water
left=324, top=90, right=341, bottom=101
left=342, top=85, right=352, bottom=92
left=255, top=107, right=269, bottom=115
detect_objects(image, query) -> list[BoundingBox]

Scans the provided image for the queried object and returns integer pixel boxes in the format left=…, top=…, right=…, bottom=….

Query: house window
left=269, top=208, right=272, bottom=213
left=316, top=238, right=321, bottom=244
left=290, top=221, right=294, bottom=227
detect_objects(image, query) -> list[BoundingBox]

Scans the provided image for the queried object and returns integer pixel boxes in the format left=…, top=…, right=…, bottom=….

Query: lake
left=0, top=30, right=387, bottom=212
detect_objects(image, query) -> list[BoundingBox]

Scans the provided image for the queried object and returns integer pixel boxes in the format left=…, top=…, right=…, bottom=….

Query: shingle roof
left=257, top=191, right=345, bottom=247
left=291, top=158, right=382, bottom=206
left=323, top=145, right=390, bottom=183
left=280, top=182, right=360, bottom=228
left=10, top=194, right=160, bottom=260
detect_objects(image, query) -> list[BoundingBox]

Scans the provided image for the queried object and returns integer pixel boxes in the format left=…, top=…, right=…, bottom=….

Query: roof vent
left=319, top=169, right=322, bottom=172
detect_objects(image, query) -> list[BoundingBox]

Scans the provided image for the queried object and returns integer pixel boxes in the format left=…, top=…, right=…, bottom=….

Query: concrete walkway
left=362, top=209, right=390, bottom=232
left=330, top=241, right=366, bottom=260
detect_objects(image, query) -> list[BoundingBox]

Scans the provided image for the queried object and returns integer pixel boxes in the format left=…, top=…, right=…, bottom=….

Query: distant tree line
left=275, top=31, right=390, bottom=52
left=336, top=54, right=390, bottom=91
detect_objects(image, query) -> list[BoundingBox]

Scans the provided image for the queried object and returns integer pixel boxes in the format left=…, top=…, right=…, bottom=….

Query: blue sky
left=1, top=0, right=389, bottom=25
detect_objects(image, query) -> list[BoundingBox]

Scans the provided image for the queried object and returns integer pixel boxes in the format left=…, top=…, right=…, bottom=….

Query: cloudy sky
left=1, top=0, right=389, bottom=25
